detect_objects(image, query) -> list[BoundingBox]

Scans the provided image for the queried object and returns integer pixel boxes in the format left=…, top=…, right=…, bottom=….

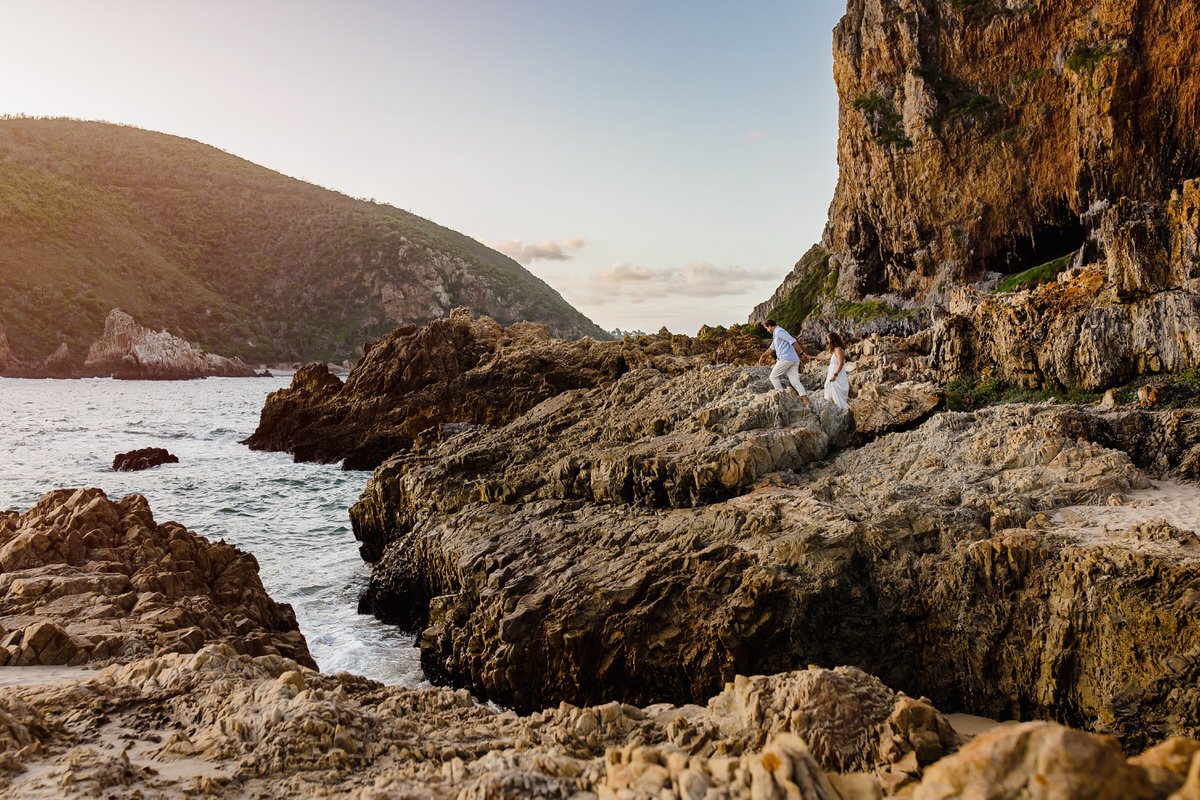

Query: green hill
left=0, top=118, right=606, bottom=364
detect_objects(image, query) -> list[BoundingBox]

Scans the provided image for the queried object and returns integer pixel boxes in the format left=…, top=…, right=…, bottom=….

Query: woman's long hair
left=827, top=330, right=845, bottom=350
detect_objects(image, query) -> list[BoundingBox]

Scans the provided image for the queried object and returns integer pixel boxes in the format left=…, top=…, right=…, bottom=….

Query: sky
left=3, top=0, right=845, bottom=334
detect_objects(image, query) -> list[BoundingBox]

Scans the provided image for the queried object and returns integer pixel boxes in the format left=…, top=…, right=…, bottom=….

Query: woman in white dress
left=824, top=331, right=850, bottom=410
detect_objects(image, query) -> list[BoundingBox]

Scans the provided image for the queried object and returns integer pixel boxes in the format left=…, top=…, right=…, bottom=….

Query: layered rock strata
left=930, top=181, right=1200, bottom=390
left=244, top=309, right=769, bottom=470
left=827, top=0, right=1198, bottom=298
left=352, top=365, right=1200, bottom=748
left=0, top=488, right=312, bottom=668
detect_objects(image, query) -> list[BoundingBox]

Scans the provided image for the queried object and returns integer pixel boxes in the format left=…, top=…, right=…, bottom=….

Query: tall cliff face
left=827, top=0, right=1199, bottom=299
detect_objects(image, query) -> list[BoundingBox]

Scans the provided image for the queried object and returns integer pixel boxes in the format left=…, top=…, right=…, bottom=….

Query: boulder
left=913, top=722, right=1156, bottom=800
left=112, top=448, right=179, bottom=472
left=850, top=381, right=943, bottom=435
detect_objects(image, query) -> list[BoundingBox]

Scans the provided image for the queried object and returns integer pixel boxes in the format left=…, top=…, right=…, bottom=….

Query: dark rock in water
left=242, top=308, right=769, bottom=470
left=112, top=447, right=179, bottom=471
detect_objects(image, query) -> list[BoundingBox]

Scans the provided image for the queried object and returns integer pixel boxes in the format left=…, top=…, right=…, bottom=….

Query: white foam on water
left=0, top=376, right=424, bottom=686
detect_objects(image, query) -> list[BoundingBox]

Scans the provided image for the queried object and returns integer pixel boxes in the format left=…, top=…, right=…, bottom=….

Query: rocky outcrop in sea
left=0, top=488, right=311, bottom=668
left=244, top=308, right=769, bottom=470
left=111, top=447, right=180, bottom=472
left=83, top=309, right=257, bottom=379
left=0, top=309, right=258, bottom=380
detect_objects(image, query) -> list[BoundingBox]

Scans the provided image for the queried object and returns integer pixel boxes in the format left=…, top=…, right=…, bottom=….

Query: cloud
left=745, top=131, right=765, bottom=142
left=588, top=261, right=781, bottom=305
left=493, top=238, right=586, bottom=264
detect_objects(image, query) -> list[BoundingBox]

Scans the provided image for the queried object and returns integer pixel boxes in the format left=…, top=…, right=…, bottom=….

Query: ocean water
left=0, top=376, right=424, bottom=686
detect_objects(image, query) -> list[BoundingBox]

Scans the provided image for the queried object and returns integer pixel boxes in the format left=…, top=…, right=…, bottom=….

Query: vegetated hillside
left=0, top=118, right=606, bottom=364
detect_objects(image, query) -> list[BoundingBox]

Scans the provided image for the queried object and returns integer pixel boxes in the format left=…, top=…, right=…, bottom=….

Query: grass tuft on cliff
left=0, top=118, right=607, bottom=364
left=993, top=251, right=1075, bottom=293
left=765, top=245, right=837, bottom=330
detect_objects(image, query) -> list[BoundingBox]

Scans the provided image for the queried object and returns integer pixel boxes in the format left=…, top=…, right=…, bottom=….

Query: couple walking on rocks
left=757, top=319, right=850, bottom=410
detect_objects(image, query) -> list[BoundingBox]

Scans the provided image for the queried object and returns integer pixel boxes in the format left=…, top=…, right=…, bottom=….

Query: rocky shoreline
left=0, top=491, right=1196, bottom=798
left=347, top=342, right=1200, bottom=747
left=6, top=476, right=1200, bottom=797
left=0, top=309, right=258, bottom=380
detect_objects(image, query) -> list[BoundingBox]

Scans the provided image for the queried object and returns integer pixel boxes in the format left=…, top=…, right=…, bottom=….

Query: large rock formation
left=0, top=487, right=312, bottom=668
left=930, top=180, right=1200, bottom=390
left=756, top=0, right=1200, bottom=396
left=6, top=482, right=1200, bottom=797
left=81, top=308, right=257, bottom=379
left=351, top=361, right=1200, bottom=748
left=244, top=309, right=770, bottom=470
left=826, top=0, right=1198, bottom=298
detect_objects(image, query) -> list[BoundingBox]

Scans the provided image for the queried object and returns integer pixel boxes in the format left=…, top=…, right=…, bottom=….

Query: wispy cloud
left=493, top=238, right=586, bottom=265
left=589, top=261, right=781, bottom=305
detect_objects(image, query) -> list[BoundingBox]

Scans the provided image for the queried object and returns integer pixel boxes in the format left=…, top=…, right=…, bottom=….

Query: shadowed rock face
left=352, top=372, right=1200, bottom=748
left=111, top=447, right=179, bottom=472
left=243, top=309, right=770, bottom=470
left=0, top=488, right=312, bottom=668
left=826, top=0, right=1199, bottom=298
left=930, top=181, right=1200, bottom=391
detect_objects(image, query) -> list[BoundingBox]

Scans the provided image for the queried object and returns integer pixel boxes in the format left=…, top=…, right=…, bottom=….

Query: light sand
left=947, top=712, right=1019, bottom=740
left=1051, top=479, right=1200, bottom=558
left=0, top=665, right=95, bottom=689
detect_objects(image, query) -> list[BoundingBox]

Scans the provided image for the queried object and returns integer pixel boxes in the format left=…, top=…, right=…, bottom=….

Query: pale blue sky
left=4, top=0, right=845, bottom=333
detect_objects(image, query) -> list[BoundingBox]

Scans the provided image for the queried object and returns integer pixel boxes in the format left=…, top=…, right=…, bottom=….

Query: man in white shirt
left=758, top=319, right=811, bottom=407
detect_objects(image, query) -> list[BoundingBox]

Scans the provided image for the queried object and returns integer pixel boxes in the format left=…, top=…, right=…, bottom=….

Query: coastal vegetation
left=993, top=251, right=1075, bottom=293
left=0, top=117, right=603, bottom=365
left=762, top=244, right=836, bottom=330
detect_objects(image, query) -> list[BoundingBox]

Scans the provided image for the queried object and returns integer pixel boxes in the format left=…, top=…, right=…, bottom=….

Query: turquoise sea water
left=0, top=376, right=424, bottom=686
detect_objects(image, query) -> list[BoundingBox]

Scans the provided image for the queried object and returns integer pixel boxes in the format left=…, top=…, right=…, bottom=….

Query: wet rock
left=111, top=448, right=179, bottom=472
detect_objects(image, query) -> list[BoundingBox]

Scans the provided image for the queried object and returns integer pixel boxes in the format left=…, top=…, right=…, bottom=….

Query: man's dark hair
left=765, top=319, right=777, bottom=327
